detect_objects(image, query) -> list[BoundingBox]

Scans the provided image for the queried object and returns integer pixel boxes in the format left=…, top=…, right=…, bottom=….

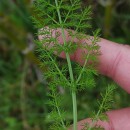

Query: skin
left=39, top=29, right=130, bottom=130
left=67, top=39, right=130, bottom=130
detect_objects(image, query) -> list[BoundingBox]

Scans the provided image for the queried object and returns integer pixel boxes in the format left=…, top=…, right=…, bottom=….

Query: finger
left=68, top=118, right=111, bottom=130
left=97, top=39, right=130, bottom=94
left=73, top=108, right=130, bottom=130
left=39, top=29, right=130, bottom=93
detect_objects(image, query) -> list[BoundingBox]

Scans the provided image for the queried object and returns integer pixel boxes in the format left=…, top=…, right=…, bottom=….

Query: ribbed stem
left=66, top=53, right=77, bottom=130
left=54, top=0, right=77, bottom=129
left=72, top=91, right=77, bottom=130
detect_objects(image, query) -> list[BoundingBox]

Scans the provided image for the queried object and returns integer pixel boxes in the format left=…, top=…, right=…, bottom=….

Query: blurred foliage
left=0, top=0, right=130, bottom=130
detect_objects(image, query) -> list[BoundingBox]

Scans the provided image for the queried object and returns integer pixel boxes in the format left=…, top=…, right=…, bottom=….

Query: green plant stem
left=76, top=39, right=97, bottom=84
left=87, top=111, right=101, bottom=130
left=72, top=90, right=77, bottom=130
left=57, top=107, right=66, bottom=129
left=46, top=51, right=66, bottom=128
left=46, top=50, right=70, bottom=86
left=76, top=53, right=90, bottom=84
left=63, top=0, right=76, bottom=23
left=66, top=53, right=77, bottom=130
left=87, top=89, right=110, bottom=130
left=54, top=94, right=66, bottom=129
left=54, top=0, right=77, bottom=129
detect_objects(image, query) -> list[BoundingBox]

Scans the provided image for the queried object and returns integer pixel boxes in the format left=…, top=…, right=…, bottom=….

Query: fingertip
left=107, top=108, right=130, bottom=130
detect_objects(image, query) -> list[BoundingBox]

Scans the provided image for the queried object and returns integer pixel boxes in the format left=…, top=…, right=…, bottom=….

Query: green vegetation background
left=0, top=0, right=130, bottom=130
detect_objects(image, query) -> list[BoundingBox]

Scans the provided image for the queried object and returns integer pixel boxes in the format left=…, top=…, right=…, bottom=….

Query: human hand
left=39, top=29, right=130, bottom=130
left=67, top=38, right=130, bottom=130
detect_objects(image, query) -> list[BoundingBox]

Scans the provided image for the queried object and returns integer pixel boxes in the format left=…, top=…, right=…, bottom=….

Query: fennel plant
left=32, top=0, right=116, bottom=130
